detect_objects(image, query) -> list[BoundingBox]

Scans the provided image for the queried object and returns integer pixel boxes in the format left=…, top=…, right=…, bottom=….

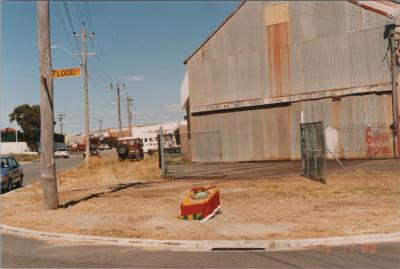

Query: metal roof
left=350, top=0, right=400, bottom=18
left=184, top=1, right=400, bottom=65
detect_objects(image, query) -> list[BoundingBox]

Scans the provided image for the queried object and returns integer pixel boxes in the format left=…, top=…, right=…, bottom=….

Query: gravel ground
left=1, top=155, right=399, bottom=240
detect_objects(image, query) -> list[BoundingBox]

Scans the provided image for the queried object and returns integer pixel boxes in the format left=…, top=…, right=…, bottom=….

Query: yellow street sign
left=52, top=67, right=81, bottom=79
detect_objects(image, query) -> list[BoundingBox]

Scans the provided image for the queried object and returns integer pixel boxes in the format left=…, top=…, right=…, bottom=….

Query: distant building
left=131, top=121, right=185, bottom=152
left=182, top=1, right=400, bottom=162
left=103, top=127, right=131, bottom=139
left=65, top=133, right=84, bottom=150
left=1, top=127, right=16, bottom=134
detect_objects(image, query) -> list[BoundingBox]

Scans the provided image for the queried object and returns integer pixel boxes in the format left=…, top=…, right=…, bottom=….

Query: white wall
left=0, top=142, right=30, bottom=154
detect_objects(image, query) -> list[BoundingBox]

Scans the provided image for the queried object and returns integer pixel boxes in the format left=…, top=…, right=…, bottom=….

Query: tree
left=9, top=104, right=41, bottom=151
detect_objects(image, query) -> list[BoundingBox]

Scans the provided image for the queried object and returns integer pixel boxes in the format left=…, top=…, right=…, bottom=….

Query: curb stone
left=1, top=182, right=41, bottom=196
left=1, top=224, right=399, bottom=252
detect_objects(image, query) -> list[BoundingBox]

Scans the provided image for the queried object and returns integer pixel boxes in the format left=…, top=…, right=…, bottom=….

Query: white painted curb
left=1, top=224, right=399, bottom=252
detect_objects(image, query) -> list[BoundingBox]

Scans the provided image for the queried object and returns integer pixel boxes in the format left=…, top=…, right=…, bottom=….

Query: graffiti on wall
left=365, top=127, right=391, bottom=157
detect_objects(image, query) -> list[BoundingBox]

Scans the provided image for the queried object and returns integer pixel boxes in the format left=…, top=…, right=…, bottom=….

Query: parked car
left=1, top=156, right=24, bottom=192
left=116, top=137, right=144, bottom=161
left=54, top=148, right=69, bottom=159
left=83, top=144, right=99, bottom=157
left=98, top=144, right=110, bottom=151
left=22, top=149, right=39, bottom=155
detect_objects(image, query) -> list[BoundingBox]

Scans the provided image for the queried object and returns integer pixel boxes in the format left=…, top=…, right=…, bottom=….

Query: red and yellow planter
left=180, top=186, right=221, bottom=222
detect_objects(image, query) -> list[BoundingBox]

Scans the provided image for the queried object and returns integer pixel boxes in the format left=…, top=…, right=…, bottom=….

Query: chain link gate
left=158, top=130, right=224, bottom=178
left=300, top=121, right=326, bottom=182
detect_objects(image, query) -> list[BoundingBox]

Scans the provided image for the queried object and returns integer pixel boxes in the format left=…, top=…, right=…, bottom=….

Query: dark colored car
left=83, top=144, right=99, bottom=157
left=1, top=156, right=24, bottom=192
left=116, top=138, right=144, bottom=161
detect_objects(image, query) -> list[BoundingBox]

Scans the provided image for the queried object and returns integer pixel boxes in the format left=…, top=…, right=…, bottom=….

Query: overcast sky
left=1, top=1, right=238, bottom=134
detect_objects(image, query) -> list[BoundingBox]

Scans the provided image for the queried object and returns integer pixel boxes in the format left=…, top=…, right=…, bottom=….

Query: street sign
left=52, top=67, right=81, bottom=79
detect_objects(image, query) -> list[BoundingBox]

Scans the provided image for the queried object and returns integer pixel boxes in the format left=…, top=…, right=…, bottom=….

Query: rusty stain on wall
left=265, top=3, right=291, bottom=98
left=267, top=22, right=291, bottom=98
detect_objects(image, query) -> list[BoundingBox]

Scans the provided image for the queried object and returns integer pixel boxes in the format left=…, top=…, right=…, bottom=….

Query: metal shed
left=183, top=1, right=400, bottom=162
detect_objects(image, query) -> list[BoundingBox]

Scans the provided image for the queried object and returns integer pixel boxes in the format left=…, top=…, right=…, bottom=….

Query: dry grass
left=11, top=154, right=40, bottom=163
left=58, top=154, right=163, bottom=187
left=0, top=155, right=399, bottom=240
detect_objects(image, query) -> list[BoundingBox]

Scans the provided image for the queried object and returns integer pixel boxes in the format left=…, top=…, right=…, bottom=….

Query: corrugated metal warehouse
left=181, top=0, right=400, bottom=162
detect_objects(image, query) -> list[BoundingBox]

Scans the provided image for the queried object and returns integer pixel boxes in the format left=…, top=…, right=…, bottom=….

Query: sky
left=1, top=0, right=238, bottom=134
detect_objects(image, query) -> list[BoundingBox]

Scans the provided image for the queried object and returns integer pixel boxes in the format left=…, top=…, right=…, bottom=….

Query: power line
left=62, top=1, right=83, bottom=62
left=87, top=74, right=110, bottom=100
left=77, top=1, right=120, bottom=85
left=54, top=2, right=75, bottom=54
left=92, top=38, right=120, bottom=83
left=74, top=1, right=85, bottom=26
left=89, top=40, right=116, bottom=83
left=83, top=0, right=95, bottom=34
left=88, top=61, right=111, bottom=88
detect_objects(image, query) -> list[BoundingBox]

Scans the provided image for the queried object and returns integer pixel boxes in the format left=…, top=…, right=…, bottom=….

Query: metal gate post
left=158, top=127, right=165, bottom=176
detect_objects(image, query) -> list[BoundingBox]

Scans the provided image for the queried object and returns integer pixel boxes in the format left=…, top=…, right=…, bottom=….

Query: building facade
left=182, top=1, right=400, bottom=162
left=131, top=121, right=185, bottom=153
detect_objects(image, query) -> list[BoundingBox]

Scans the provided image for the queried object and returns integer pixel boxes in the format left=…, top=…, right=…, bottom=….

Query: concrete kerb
left=2, top=181, right=41, bottom=196
left=1, top=223, right=399, bottom=252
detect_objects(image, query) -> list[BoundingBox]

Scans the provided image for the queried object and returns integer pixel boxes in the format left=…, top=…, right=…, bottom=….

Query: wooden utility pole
left=116, top=83, right=122, bottom=138
left=388, top=23, right=400, bottom=158
left=127, top=95, right=134, bottom=137
left=82, top=26, right=90, bottom=165
left=123, top=83, right=134, bottom=137
left=395, top=19, right=400, bottom=157
left=58, top=112, right=65, bottom=135
left=111, top=83, right=123, bottom=138
left=98, top=119, right=102, bottom=140
left=75, top=24, right=94, bottom=165
left=37, top=0, right=59, bottom=209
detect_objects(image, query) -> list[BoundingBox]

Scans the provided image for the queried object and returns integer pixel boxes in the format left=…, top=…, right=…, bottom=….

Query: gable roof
left=183, top=1, right=245, bottom=64
left=183, top=1, right=400, bottom=65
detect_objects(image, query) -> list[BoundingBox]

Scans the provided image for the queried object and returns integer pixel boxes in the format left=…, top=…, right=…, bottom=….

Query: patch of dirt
left=1, top=155, right=399, bottom=240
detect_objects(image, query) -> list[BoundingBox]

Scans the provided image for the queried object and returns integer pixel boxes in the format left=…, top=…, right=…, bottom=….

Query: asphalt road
left=20, top=150, right=116, bottom=186
left=1, top=233, right=399, bottom=268
left=20, top=154, right=83, bottom=186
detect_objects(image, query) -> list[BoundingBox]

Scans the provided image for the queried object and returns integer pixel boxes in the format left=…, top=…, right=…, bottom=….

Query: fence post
left=217, top=131, right=223, bottom=177
left=158, top=127, right=165, bottom=176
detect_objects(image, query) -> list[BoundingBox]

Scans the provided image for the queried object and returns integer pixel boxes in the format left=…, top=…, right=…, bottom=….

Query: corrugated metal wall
left=191, top=106, right=292, bottom=162
left=188, top=1, right=269, bottom=108
left=187, top=1, right=396, bottom=161
left=191, top=93, right=394, bottom=161
left=188, top=1, right=393, bottom=107
left=289, top=2, right=391, bottom=96
left=290, top=93, right=394, bottom=160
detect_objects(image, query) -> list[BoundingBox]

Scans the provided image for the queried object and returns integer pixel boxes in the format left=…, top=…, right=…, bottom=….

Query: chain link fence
left=159, top=130, right=224, bottom=178
left=324, top=125, right=395, bottom=159
left=301, top=121, right=326, bottom=182
left=158, top=131, right=223, bottom=178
